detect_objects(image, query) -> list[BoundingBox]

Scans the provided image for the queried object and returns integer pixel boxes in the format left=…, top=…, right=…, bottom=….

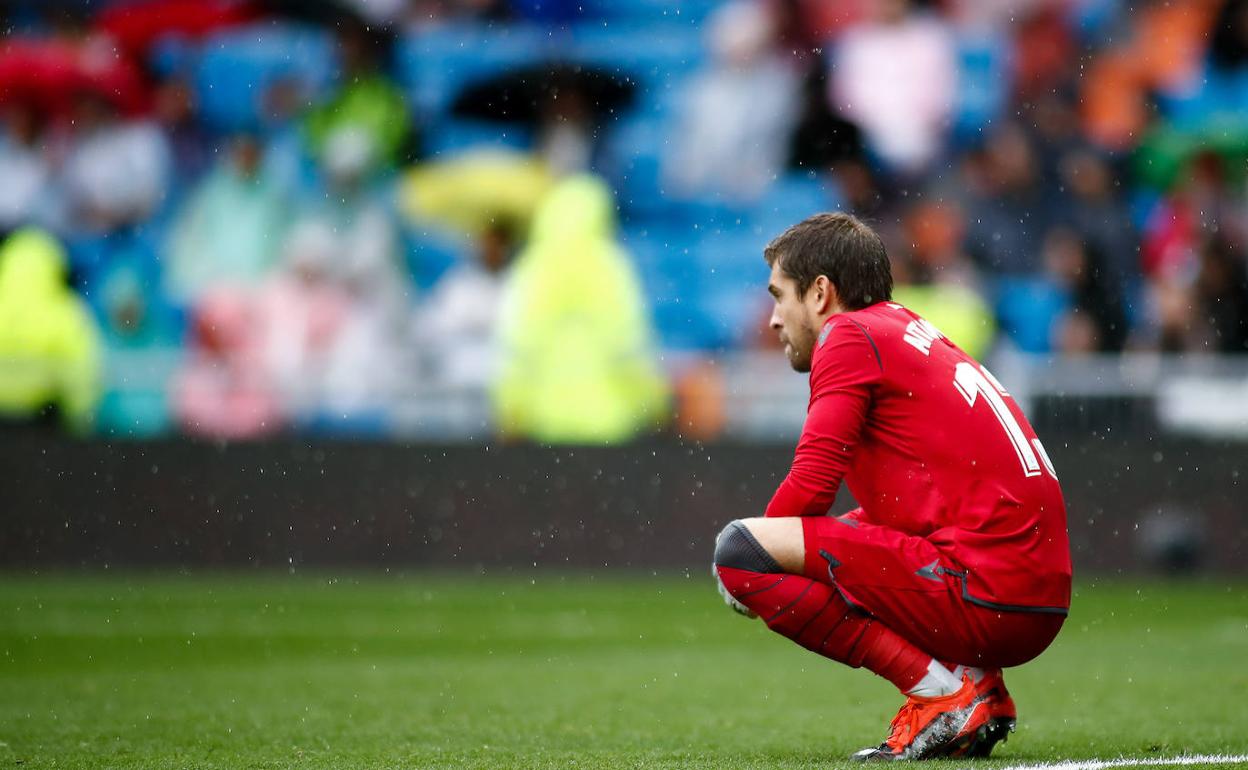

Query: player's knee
left=713, top=519, right=782, bottom=574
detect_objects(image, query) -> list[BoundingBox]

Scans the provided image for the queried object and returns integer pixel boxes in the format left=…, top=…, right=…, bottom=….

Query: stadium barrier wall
left=2, top=435, right=1243, bottom=574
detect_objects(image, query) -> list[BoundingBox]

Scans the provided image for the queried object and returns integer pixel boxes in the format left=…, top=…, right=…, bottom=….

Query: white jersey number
left=952, top=362, right=1056, bottom=479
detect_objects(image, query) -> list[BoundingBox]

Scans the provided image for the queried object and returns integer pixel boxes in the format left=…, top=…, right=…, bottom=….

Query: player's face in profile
left=767, top=261, right=818, bottom=373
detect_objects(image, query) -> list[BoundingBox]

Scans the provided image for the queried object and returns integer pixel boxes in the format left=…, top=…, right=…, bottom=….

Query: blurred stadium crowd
left=1, top=0, right=1247, bottom=441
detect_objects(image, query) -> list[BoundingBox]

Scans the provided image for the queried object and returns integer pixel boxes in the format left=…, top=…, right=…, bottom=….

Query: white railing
left=717, top=349, right=1248, bottom=441
left=37, top=347, right=1248, bottom=440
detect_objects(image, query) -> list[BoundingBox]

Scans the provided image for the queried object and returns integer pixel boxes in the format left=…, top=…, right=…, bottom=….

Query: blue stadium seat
left=195, top=23, right=335, bottom=133
left=394, top=23, right=552, bottom=116
left=569, top=23, right=706, bottom=90
left=650, top=296, right=726, bottom=350
left=951, top=33, right=1009, bottom=146
left=583, top=0, right=724, bottom=25
left=991, top=275, right=1070, bottom=353
left=599, top=117, right=667, bottom=215
left=633, top=79, right=686, bottom=123
left=621, top=219, right=770, bottom=350
left=621, top=224, right=698, bottom=298
left=507, top=0, right=594, bottom=23
left=699, top=284, right=769, bottom=349
left=1070, top=0, right=1120, bottom=44
left=692, top=225, right=770, bottom=346
left=1159, top=64, right=1248, bottom=131
left=752, top=173, right=841, bottom=234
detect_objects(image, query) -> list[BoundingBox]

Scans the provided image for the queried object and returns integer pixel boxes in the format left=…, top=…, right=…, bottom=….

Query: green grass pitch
left=2, top=573, right=1247, bottom=769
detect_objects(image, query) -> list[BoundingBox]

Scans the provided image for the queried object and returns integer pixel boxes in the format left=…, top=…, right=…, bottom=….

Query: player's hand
left=713, top=564, right=758, bottom=619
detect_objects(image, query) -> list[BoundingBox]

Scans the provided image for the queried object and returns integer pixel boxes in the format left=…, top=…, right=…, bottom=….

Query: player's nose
left=769, top=306, right=783, bottom=330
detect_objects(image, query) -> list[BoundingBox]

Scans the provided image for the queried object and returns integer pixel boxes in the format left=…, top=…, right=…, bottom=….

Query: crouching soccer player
left=713, top=213, right=1071, bottom=761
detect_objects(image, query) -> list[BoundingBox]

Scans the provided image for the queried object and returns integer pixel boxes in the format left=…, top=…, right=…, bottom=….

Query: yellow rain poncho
left=0, top=229, right=102, bottom=432
left=493, top=175, right=668, bottom=444
left=891, top=283, right=996, bottom=360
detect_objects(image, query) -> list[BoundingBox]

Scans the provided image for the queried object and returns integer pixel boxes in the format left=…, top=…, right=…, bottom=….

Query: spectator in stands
left=305, top=21, right=411, bottom=175
left=315, top=296, right=404, bottom=427
left=0, top=102, right=56, bottom=236
left=1196, top=235, right=1248, bottom=353
left=151, top=75, right=214, bottom=196
left=416, top=218, right=518, bottom=389
left=890, top=201, right=996, bottom=359
left=1143, top=150, right=1248, bottom=284
left=1058, top=148, right=1138, bottom=295
left=535, top=84, right=595, bottom=178
left=960, top=123, right=1057, bottom=274
left=1044, top=228, right=1129, bottom=354
left=338, top=0, right=411, bottom=26
left=786, top=63, right=866, bottom=176
left=6, top=0, right=1248, bottom=439
left=405, top=0, right=512, bottom=24
left=770, top=0, right=867, bottom=53
left=165, top=133, right=290, bottom=304
left=288, top=129, right=411, bottom=422
left=1009, top=5, right=1077, bottom=102
left=837, top=158, right=898, bottom=224
left=1211, top=0, right=1248, bottom=71
left=0, top=228, right=101, bottom=433
left=1135, top=149, right=1245, bottom=351
left=259, top=76, right=314, bottom=199
left=299, top=124, right=409, bottom=327
left=61, top=93, right=171, bottom=234
left=666, top=0, right=800, bottom=202
left=1079, top=0, right=1218, bottom=151
left=255, top=221, right=353, bottom=420
left=493, top=175, right=667, bottom=444
left=173, top=288, right=282, bottom=439
left=93, top=255, right=181, bottom=437
left=1146, top=279, right=1201, bottom=353
left=829, top=0, right=956, bottom=174
left=1025, top=94, right=1085, bottom=192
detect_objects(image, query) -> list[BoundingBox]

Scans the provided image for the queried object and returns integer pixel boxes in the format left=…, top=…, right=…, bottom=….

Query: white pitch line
left=982, top=754, right=1248, bottom=770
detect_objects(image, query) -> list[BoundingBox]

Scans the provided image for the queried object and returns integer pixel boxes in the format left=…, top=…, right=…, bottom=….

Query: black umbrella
left=450, top=61, right=637, bottom=126
left=257, top=0, right=368, bottom=26
left=257, top=0, right=395, bottom=72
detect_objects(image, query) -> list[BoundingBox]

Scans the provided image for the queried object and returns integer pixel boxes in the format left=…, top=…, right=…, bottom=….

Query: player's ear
left=811, top=275, right=837, bottom=314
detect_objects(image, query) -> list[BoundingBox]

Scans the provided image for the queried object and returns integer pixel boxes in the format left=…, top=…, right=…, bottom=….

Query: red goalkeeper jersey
left=766, top=301, right=1072, bottom=613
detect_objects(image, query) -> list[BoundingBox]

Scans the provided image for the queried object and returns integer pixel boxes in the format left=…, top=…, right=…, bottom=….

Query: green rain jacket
left=305, top=75, right=410, bottom=171
left=0, top=229, right=102, bottom=432
left=493, top=175, right=668, bottom=444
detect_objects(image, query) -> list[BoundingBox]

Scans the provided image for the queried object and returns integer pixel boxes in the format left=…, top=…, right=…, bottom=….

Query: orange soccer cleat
left=964, top=668, right=1017, bottom=758
left=852, top=674, right=991, bottom=761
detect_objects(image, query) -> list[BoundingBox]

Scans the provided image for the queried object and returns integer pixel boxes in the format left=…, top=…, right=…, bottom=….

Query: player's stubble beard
left=783, top=317, right=818, bottom=373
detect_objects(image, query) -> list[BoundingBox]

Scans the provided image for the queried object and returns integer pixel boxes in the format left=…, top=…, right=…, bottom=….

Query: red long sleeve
left=765, top=319, right=882, bottom=518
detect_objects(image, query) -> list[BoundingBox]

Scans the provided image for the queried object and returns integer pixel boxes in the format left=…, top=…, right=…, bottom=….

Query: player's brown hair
left=763, top=212, right=893, bottom=310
